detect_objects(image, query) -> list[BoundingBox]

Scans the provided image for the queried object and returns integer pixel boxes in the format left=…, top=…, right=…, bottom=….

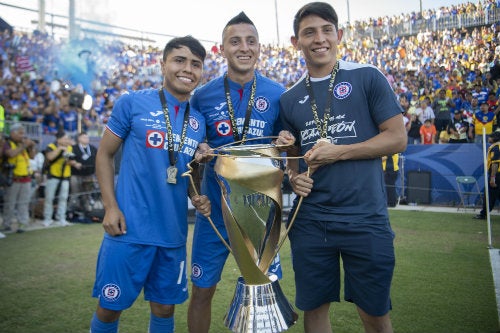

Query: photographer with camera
left=42, top=131, right=81, bottom=227
left=69, top=132, right=98, bottom=218
left=1, top=123, right=36, bottom=233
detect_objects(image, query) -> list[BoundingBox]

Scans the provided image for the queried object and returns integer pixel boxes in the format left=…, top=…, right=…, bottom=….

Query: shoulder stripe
left=104, top=126, right=123, bottom=139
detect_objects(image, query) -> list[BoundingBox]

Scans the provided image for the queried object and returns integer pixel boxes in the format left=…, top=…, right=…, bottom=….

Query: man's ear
left=290, top=36, right=299, bottom=50
left=337, top=28, right=344, bottom=43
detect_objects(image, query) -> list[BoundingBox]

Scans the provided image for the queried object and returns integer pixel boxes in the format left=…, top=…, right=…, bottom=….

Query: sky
left=1, top=0, right=469, bottom=46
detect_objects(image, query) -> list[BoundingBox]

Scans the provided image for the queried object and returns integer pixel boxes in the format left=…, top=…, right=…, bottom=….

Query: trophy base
left=224, top=276, right=298, bottom=333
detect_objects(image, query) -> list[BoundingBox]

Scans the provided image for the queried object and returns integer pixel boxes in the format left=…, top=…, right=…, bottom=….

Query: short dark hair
left=162, top=35, right=206, bottom=63
left=55, top=130, right=66, bottom=139
left=293, top=2, right=339, bottom=37
left=225, top=11, right=255, bottom=28
left=222, top=12, right=258, bottom=39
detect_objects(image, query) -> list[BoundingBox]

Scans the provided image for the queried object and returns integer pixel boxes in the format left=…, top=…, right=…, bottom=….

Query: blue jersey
left=60, top=109, right=78, bottom=132
left=280, top=60, right=403, bottom=223
left=106, top=88, right=206, bottom=247
left=191, top=71, right=285, bottom=226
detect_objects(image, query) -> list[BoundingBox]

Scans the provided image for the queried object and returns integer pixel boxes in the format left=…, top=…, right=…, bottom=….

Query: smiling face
left=160, top=45, right=203, bottom=101
left=221, top=23, right=260, bottom=84
left=291, top=14, right=343, bottom=78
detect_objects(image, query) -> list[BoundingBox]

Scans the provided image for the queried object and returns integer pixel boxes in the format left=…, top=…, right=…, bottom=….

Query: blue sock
left=149, top=313, right=174, bottom=333
left=90, top=312, right=119, bottom=333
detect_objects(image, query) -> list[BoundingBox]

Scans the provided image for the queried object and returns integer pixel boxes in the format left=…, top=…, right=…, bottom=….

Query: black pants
left=479, top=177, right=500, bottom=216
left=384, top=170, right=399, bottom=207
left=435, top=118, right=450, bottom=132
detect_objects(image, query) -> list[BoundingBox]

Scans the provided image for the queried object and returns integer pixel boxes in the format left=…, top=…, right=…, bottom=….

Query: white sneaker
left=42, top=220, right=52, bottom=227
left=59, top=221, right=71, bottom=227
left=0, top=232, right=6, bottom=239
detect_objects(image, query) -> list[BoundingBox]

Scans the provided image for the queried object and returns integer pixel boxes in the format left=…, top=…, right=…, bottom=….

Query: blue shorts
left=92, top=238, right=188, bottom=311
left=288, top=218, right=395, bottom=316
left=190, top=214, right=282, bottom=288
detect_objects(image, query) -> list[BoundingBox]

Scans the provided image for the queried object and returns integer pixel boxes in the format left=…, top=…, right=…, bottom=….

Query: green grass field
left=0, top=210, right=499, bottom=333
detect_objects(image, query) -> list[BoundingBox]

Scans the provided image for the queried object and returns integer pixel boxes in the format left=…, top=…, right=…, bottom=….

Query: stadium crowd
left=1, top=1, right=500, bottom=144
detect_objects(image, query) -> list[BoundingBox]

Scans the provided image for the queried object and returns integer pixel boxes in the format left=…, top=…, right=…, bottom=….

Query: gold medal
left=158, top=88, right=190, bottom=186
left=167, top=166, right=178, bottom=184
left=317, top=138, right=331, bottom=144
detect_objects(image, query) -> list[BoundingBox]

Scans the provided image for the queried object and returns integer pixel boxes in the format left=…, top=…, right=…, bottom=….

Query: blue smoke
left=53, top=38, right=99, bottom=94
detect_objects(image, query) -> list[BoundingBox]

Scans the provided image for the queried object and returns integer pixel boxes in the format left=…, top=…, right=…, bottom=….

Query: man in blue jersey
left=277, top=2, right=407, bottom=333
left=187, top=12, right=285, bottom=333
left=89, top=36, right=211, bottom=333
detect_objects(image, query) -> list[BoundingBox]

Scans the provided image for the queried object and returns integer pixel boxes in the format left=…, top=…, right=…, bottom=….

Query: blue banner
left=402, top=144, right=485, bottom=205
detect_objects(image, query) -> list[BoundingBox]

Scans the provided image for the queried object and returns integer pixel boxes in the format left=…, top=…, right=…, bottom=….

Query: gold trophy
left=184, top=141, right=298, bottom=333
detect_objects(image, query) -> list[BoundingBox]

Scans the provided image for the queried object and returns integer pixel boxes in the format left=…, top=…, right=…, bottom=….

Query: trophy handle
left=214, top=135, right=290, bottom=152
left=182, top=160, right=233, bottom=253
left=265, top=167, right=310, bottom=270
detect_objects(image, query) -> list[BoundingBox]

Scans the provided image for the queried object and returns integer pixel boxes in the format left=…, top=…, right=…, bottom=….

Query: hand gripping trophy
left=183, top=139, right=301, bottom=333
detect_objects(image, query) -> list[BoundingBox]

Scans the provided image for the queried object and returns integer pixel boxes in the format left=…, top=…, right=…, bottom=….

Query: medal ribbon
left=158, top=88, right=190, bottom=167
left=79, top=144, right=91, bottom=160
left=304, top=61, right=339, bottom=139
left=224, top=73, right=257, bottom=144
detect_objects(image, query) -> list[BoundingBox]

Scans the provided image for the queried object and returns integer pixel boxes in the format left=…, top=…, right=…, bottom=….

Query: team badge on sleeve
left=254, top=96, right=270, bottom=113
left=333, top=82, right=352, bottom=100
left=215, top=120, right=233, bottom=136
left=189, top=116, right=200, bottom=132
left=146, top=130, right=165, bottom=148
